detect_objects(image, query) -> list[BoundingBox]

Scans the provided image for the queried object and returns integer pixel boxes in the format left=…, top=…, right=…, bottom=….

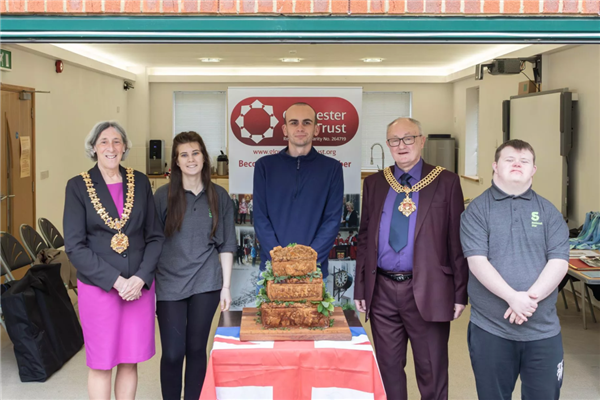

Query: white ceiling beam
left=11, top=43, right=137, bottom=81
left=148, top=74, right=450, bottom=83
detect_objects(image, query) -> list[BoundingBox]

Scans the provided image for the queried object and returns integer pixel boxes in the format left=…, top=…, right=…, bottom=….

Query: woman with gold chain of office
left=63, top=121, right=164, bottom=400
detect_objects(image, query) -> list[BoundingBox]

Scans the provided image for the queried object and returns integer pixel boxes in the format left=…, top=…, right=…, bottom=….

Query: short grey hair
left=84, top=121, right=132, bottom=161
left=386, top=117, right=423, bottom=137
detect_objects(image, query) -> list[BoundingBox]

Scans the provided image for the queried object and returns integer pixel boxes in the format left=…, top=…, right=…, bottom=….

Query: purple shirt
left=377, top=158, right=423, bottom=273
left=106, top=183, right=124, bottom=218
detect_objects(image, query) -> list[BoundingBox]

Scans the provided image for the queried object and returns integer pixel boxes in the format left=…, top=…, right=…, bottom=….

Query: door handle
left=0, top=195, right=15, bottom=201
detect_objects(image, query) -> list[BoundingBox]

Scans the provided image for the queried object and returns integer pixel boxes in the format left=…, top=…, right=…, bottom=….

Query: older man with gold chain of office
left=355, top=118, right=468, bottom=400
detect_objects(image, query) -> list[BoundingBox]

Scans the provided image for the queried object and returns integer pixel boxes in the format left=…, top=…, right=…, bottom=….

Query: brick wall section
left=585, top=0, right=600, bottom=13
left=2, top=0, right=599, bottom=15
left=443, top=0, right=460, bottom=12
left=25, top=0, right=43, bottom=11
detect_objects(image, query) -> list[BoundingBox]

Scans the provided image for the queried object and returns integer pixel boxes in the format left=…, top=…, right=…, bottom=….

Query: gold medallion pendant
left=384, top=165, right=445, bottom=217
left=81, top=168, right=135, bottom=254
left=111, top=232, right=129, bottom=254
left=399, top=196, right=417, bottom=217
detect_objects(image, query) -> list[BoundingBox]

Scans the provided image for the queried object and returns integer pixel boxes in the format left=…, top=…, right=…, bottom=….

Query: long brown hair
left=165, top=132, right=220, bottom=238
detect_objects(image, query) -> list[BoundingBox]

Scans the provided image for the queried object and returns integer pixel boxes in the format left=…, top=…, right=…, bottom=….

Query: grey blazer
left=63, top=164, right=164, bottom=292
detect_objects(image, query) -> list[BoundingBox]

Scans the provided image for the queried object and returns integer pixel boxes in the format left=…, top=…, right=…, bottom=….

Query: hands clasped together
left=113, top=276, right=145, bottom=301
left=504, top=291, right=539, bottom=325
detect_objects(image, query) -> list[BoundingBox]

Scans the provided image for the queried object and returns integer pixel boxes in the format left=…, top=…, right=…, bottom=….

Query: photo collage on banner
left=227, top=87, right=362, bottom=310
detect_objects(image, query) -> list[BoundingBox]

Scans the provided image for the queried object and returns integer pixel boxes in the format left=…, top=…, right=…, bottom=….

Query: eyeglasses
left=386, top=135, right=422, bottom=147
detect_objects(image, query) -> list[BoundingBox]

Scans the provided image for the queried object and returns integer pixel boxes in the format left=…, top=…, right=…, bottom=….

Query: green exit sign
left=1, top=49, right=12, bottom=70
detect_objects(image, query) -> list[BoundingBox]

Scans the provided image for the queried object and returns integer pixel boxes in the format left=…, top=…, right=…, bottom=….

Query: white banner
left=227, top=87, right=362, bottom=193
left=227, top=87, right=362, bottom=311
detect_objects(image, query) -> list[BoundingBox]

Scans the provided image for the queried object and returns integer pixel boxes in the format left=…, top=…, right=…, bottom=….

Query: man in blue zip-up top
left=253, top=102, right=344, bottom=282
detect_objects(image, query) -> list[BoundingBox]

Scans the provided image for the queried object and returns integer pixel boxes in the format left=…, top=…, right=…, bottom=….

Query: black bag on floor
left=1, top=280, right=16, bottom=295
left=1, top=264, right=84, bottom=382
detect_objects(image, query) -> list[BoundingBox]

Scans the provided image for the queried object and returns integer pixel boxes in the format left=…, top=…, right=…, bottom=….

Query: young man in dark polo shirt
left=460, top=139, right=569, bottom=400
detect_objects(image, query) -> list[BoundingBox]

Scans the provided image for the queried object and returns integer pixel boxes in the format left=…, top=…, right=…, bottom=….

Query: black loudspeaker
left=149, top=140, right=163, bottom=159
left=147, top=140, right=165, bottom=175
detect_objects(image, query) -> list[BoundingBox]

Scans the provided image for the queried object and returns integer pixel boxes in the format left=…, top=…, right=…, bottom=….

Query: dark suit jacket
left=343, top=210, right=359, bottom=228
left=355, top=162, right=468, bottom=322
left=63, top=164, right=164, bottom=292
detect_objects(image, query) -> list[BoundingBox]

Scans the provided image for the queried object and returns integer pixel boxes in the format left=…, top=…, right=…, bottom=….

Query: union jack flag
left=200, top=326, right=386, bottom=400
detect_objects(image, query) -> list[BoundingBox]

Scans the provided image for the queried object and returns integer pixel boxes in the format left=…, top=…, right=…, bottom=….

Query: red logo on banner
left=231, top=97, right=359, bottom=147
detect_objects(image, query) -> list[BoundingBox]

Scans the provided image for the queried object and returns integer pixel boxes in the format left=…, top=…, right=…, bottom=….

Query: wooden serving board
left=239, top=307, right=352, bottom=341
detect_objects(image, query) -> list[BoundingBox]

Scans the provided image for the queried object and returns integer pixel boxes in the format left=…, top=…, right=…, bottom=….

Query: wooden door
left=1, top=84, right=36, bottom=253
left=1, top=101, right=7, bottom=233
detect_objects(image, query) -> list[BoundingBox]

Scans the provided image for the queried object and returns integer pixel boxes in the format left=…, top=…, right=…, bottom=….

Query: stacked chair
left=22, top=221, right=77, bottom=295
left=38, top=217, right=65, bottom=250
left=0, top=231, right=34, bottom=282
left=19, top=224, right=50, bottom=261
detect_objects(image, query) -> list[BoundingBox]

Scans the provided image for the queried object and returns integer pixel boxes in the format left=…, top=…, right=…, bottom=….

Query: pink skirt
left=77, top=279, right=156, bottom=370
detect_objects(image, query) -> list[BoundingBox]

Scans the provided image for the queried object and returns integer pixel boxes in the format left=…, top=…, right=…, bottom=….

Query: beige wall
left=452, top=65, right=535, bottom=200
left=0, top=46, right=129, bottom=232
left=544, top=45, right=600, bottom=227
left=126, top=67, right=151, bottom=173
left=149, top=82, right=454, bottom=169
left=453, top=45, right=600, bottom=227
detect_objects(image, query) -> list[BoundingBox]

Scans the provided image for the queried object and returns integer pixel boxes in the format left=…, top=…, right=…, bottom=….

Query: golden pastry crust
left=270, top=245, right=318, bottom=262
left=271, top=260, right=316, bottom=277
left=260, top=302, right=329, bottom=328
left=270, top=245, right=318, bottom=277
left=266, top=277, right=323, bottom=302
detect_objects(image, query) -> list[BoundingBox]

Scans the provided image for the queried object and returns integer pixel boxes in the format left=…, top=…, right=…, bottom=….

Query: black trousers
left=156, top=291, right=220, bottom=400
left=468, top=322, right=564, bottom=400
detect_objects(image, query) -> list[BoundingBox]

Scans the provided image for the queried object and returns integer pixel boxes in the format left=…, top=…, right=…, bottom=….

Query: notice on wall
left=19, top=136, right=31, bottom=178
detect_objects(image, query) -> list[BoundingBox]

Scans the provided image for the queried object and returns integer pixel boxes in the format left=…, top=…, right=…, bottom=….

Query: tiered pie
left=258, top=245, right=332, bottom=329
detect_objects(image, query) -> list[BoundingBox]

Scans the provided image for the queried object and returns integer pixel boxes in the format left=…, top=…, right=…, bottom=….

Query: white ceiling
left=54, top=43, right=529, bottom=76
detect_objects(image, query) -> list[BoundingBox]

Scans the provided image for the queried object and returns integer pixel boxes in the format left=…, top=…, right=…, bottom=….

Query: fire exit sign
left=1, top=49, right=12, bottom=70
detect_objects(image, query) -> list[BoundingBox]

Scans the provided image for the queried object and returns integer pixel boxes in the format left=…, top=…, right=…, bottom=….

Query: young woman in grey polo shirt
left=154, top=131, right=236, bottom=400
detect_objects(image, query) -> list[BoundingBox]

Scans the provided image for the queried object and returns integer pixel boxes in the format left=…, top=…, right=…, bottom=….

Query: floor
left=1, top=290, right=599, bottom=400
